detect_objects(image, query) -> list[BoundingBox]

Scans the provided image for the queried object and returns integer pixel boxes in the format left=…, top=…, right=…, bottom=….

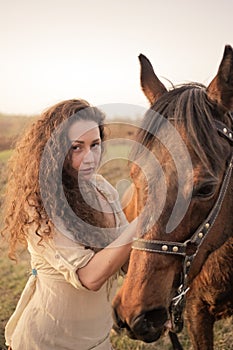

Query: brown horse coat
left=113, top=45, right=233, bottom=350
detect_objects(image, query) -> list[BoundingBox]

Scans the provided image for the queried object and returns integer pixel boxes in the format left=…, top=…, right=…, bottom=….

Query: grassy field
left=0, top=116, right=232, bottom=349
left=0, top=150, right=12, bottom=163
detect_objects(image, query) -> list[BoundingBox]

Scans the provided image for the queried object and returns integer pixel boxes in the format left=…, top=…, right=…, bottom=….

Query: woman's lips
left=80, top=167, right=94, bottom=174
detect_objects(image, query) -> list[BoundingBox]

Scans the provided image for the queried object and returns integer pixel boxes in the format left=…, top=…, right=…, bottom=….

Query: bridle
left=132, top=115, right=233, bottom=333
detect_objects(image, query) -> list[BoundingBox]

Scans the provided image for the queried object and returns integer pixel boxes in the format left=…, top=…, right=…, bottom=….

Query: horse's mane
left=134, top=84, right=229, bottom=176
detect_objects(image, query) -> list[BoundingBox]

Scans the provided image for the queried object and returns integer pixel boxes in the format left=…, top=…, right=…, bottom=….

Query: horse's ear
left=139, top=54, right=167, bottom=105
left=207, top=45, right=233, bottom=111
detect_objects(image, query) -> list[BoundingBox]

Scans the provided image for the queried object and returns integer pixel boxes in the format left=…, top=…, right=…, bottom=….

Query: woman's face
left=68, top=120, right=102, bottom=179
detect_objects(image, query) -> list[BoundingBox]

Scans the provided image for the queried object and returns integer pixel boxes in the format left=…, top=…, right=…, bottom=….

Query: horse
left=113, top=45, right=233, bottom=350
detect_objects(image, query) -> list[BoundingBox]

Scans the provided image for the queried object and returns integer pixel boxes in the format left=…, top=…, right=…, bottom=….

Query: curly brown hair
left=1, top=99, right=110, bottom=259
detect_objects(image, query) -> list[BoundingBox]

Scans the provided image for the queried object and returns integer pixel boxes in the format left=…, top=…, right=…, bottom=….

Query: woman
left=2, top=99, right=137, bottom=350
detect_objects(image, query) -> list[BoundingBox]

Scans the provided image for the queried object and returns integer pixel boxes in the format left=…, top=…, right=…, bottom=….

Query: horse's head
left=113, top=45, right=233, bottom=343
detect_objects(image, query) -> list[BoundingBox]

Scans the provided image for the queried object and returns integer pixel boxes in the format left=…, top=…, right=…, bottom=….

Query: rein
left=132, top=118, right=233, bottom=333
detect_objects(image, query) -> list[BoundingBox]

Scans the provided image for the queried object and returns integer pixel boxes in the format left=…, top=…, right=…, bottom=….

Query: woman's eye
left=91, top=143, right=101, bottom=149
left=71, top=145, right=82, bottom=152
left=193, top=183, right=217, bottom=198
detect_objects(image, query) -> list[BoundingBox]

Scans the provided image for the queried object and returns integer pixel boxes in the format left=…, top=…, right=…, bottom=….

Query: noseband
left=132, top=117, right=233, bottom=332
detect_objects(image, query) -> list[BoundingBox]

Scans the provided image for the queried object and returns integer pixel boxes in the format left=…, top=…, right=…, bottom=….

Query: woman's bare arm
left=77, top=219, right=138, bottom=291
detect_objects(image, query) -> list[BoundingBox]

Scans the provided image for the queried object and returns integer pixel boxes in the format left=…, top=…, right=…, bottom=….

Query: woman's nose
left=83, top=149, right=94, bottom=163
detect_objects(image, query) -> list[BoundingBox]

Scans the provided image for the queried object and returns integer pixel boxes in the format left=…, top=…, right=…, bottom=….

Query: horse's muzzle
left=112, top=306, right=169, bottom=343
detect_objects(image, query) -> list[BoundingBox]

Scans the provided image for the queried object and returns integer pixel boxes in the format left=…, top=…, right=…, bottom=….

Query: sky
left=0, top=0, right=233, bottom=118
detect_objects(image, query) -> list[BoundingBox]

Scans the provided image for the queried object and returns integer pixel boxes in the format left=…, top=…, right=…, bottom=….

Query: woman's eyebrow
left=91, top=138, right=101, bottom=143
left=71, top=140, right=84, bottom=143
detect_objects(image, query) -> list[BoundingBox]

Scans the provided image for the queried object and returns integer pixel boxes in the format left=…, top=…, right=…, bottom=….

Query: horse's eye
left=193, top=182, right=217, bottom=199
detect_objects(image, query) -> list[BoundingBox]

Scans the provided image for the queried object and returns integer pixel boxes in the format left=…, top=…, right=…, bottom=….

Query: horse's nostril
left=132, top=313, right=148, bottom=334
left=112, top=307, right=126, bottom=330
